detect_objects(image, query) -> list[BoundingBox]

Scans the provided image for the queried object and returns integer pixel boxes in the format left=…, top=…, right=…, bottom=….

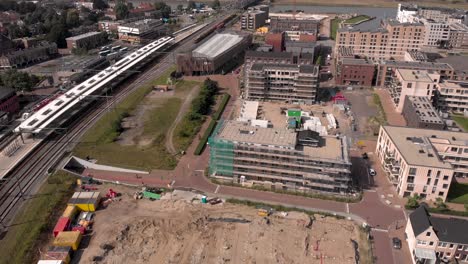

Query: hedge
left=194, top=119, right=217, bottom=155
left=212, top=94, right=230, bottom=121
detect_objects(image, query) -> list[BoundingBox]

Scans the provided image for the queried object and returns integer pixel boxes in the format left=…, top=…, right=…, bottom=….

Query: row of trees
left=0, top=69, right=40, bottom=92
left=189, top=79, right=219, bottom=121
left=115, top=1, right=172, bottom=20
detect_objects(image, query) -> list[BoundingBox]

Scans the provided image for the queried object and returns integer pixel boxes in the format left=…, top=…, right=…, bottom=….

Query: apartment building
left=386, top=69, right=440, bottom=113
left=406, top=206, right=468, bottom=264
left=376, top=126, right=468, bottom=201
left=245, top=51, right=314, bottom=66
left=437, top=55, right=468, bottom=82
left=209, top=120, right=352, bottom=194
left=241, top=5, right=269, bottom=30
left=335, top=58, right=376, bottom=87
left=448, top=23, right=468, bottom=49
left=0, top=42, right=58, bottom=69
left=66, top=31, right=108, bottom=50
left=335, top=20, right=425, bottom=60
left=436, top=81, right=468, bottom=114
left=402, top=96, right=445, bottom=130
left=246, top=63, right=319, bottom=104
left=376, top=60, right=454, bottom=87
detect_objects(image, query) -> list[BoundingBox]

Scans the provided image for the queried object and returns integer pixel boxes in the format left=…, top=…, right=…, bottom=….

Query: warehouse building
left=246, top=63, right=319, bottom=104
left=209, top=120, right=352, bottom=194
left=66, top=31, right=108, bottom=50
left=402, top=96, right=445, bottom=130
left=177, top=32, right=252, bottom=76
left=376, top=126, right=468, bottom=201
left=118, top=19, right=167, bottom=44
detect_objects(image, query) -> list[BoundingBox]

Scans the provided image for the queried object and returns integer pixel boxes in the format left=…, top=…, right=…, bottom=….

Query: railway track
left=0, top=14, right=231, bottom=228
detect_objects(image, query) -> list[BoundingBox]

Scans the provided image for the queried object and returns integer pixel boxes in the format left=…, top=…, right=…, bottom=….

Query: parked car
left=392, top=237, right=402, bottom=249
left=369, top=168, right=376, bottom=176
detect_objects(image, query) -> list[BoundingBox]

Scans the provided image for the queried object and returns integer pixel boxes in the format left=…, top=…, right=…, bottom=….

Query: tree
left=7, top=24, right=30, bottom=39
left=177, top=4, right=183, bottom=12
left=405, top=194, right=420, bottom=210
left=115, top=1, right=129, bottom=20
left=187, top=1, right=196, bottom=10
left=0, top=70, right=40, bottom=92
left=93, top=0, right=108, bottom=10
left=211, top=0, right=221, bottom=10
left=154, top=2, right=171, bottom=18
left=435, top=198, right=448, bottom=211
left=66, top=9, right=80, bottom=28
left=47, top=24, right=69, bottom=48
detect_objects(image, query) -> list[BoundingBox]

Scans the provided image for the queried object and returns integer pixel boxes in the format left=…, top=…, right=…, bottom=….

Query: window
left=409, top=168, right=417, bottom=175
left=450, top=244, right=454, bottom=248
left=427, top=170, right=432, bottom=177
left=436, top=171, right=441, bottom=178
left=429, top=241, right=434, bottom=246
left=443, top=175, right=449, bottom=180
left=455, top=253, right=461, bottom=259
left=439, top=191, right=444, bottom=196
left=443, top=184, right=448, bottom=189
left=426, top=178, right=431, bottom=185
left=458, top=245, right=463, bottom=250
left=407, top=83, right=413, bottom=88
left=439, top=242, right=448, bottom=247
left=426, top=232, right=431, bottom=236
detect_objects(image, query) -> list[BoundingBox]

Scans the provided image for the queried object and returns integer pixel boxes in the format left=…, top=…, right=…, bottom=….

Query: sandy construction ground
left=77, top=188, right=364, bottom=264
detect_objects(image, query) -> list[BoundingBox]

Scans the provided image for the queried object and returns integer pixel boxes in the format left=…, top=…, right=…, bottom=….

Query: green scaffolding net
left=208, top=120, right=234, bottom=177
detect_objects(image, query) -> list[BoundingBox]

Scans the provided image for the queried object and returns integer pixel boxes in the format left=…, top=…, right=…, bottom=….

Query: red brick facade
left=0, top=92, right=19, bottom=114
left=336, top=59, right=375, bottom=87
left=265, top=32, right=284, bottom=52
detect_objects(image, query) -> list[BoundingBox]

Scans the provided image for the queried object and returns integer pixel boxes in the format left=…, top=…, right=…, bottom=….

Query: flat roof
left=250, top=63, right=319, bottom=75
left=215, top=120, right=297, bottom=148
left=66, top=31, right=102, bottom=41
left=341, top=58, right=373, bottom=65
left=436, top=55, right=468, bottom=74
left=397, top=69, right=433, bottom=82
left=406, top=96, right=443, bottom=124
left=383, top=126, right=468, bottom=168
left=302, top=137, right=344, bottom=161
left=193, top=33, right=244, bottom=60
left=245, top=50, right=292, bottom=59
left=238, top=100, right=259, bottom=122
left=382, top=60, right=453, bottom=71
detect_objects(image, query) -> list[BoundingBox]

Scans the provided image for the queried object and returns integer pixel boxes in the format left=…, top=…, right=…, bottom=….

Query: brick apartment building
left=66, top=31, right=108, bottom=50
left=246, top=64, right=319, bottom=104
left=376, top=126, right=468, bottom=201
left=0, top=88, right=19, bottom=114
left=0, top=42, right=58, bottom=69
left=265, top=32, right=284, bottom=52
left=406, top=206, right=468, bottom=264
left=402, top=96, right=445, bottom=130
left=335, top=19, right=425, bottom=60
left=335, top=58, right=375, bottom=87
left=209, top=120, right=352, bottom=194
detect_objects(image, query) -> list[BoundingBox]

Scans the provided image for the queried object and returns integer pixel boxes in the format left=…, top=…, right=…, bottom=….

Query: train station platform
left=0, top=135, right=43, bottom=179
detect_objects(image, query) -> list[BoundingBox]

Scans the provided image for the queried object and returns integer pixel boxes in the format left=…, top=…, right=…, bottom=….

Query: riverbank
left=272, top=0, right=468, bottom=9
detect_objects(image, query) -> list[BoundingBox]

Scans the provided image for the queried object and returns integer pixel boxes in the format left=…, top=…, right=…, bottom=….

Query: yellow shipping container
left=68, top=192, right=100, bottom=212
left=62, top=205, right=77, bottom=219
left=53, top=231, right=82, bottom=251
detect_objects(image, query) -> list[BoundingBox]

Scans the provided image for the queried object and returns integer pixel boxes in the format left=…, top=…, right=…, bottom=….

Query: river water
left=270, top=4, right=397, bottom=18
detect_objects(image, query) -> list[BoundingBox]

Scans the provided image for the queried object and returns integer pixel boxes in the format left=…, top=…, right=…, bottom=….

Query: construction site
left=72, top=185, right=369, bottom=264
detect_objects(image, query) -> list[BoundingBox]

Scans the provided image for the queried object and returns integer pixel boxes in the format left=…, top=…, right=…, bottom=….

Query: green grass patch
left=330, top=18, right=342, bottom=40
left=452, top=115, right=468, bottom=132
left=344, top=15, right=370, bottom=24
left=427, top=207, right=468, bottom=217
left=73, top=66, right=188, bottom=170
left=447, top=182, right=468, bottom=204
left=194, top=119, right=217, bottom=155
left=0, top=171, right=77, bottom=264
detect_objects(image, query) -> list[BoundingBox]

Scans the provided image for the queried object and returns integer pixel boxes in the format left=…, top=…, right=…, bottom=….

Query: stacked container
left=68, top=192, right=100, bottom=212
left=62, top=205, right=78, bottom=219
left=39, top=246, right=72, bottom=264
left=53, top=231, right=82, bottom=251
left=53, top=217, right=70, bottom=237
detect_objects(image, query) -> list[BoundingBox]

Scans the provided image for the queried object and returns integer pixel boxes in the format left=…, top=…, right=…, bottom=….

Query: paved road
left=78, top=83, right=409, bottom=264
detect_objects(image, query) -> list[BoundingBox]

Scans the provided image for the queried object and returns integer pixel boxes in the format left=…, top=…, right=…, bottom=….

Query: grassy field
left=452, top=115, right=468, bottom=132
left=330, top=18, right=342, bottom=40
left=447, top=182, right=468, bottom=204
left=0, top=171, right=76, bottom=264
left=344, top=15, right=371, bottom=24
left=73, top=66, right=201, bottom=170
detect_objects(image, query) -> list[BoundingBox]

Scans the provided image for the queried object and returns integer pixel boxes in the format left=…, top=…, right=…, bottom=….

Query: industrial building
left=335, top=20, right=425, bottom=61
left=246, top=63, right=319, bottom=104
left=118, top=19, right=167, bottom=44
left=241, top=5, right=269, bottom=31
left=402, top=96, right=445, bottom=130
left=376, top=126, right=468, bottom=201
left=336, top=58, right=375, bottom=87
left=270, top=17, right=320, bottom=35
left=66, top=31, right=108, bottom=50
left=209, top=120, right=352, bottom=194
left=406, top=206, right=468, bottom=264
left=177, top=32, right=252, bottom=76
left=0, top=42, right=58, bottom=69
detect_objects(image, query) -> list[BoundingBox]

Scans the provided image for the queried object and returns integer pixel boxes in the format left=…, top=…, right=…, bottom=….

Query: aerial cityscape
left=0, top=0, right=467, bottom=263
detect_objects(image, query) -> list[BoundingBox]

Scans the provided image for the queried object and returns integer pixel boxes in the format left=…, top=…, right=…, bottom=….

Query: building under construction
left=208, top=120, right=352, bottom=194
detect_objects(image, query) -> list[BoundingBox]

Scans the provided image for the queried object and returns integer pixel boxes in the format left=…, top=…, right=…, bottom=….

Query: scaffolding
left=208, top=121, right=234, bottom=177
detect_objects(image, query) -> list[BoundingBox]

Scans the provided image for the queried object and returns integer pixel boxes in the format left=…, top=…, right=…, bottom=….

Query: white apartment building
left=376, top=126, right=468, bottom=201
